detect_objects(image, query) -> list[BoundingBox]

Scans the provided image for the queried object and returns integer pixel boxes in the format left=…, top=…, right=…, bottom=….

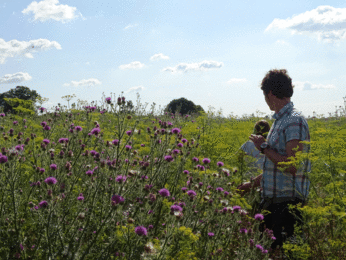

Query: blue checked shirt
left=261, top=102, right=311, bottom=201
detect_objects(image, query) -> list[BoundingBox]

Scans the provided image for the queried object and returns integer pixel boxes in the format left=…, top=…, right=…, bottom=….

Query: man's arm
left=237, top=174, right=262, bottom=195
left=262, top=139, right=303, bottom=175
left=249, top=134, right=303, bottom=176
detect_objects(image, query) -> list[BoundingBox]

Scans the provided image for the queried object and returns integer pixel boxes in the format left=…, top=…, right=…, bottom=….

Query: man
left=237, top=69, right=311, bottom=250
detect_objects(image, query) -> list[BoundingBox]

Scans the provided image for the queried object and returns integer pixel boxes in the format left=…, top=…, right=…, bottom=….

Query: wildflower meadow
left=0, top=92, right=345, bottom=259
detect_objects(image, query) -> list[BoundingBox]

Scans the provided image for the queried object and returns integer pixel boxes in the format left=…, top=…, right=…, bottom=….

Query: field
left=0, top=94, right=346, bottom=260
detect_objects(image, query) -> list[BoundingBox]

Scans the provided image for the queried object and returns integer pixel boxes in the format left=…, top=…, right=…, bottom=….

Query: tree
left=0, top=86, right=42, bottom=115
left=165, top=97, right=205, bottom=116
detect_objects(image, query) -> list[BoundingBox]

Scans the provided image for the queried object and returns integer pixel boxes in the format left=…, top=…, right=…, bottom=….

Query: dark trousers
left=259, top=198, right=304, bottom=250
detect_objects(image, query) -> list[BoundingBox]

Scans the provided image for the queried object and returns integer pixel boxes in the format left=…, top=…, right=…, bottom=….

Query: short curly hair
left=253, top=120, right=270, bottom=138
left=261, top=69, right=294, bottom=99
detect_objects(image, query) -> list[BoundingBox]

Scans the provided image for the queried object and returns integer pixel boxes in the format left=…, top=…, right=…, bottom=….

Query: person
left=237, top=69, right=311, bottom=251
left=240, top=120, right=271, bottom=174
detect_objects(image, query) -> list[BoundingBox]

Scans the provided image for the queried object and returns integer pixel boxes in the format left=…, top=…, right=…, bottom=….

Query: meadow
left=0, top=92, right=345, bottom=260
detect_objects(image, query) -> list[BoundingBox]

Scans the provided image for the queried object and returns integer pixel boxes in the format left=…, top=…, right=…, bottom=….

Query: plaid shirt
left=261, top=101, right=311, bottom=201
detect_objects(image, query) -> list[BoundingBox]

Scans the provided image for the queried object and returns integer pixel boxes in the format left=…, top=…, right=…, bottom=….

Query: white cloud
left=125, top=85, right=145, bottom=93
left=163, top=60, right=223, bottom=73
left=22, top=0, right=83, bottom=23
left=150, top=53, right=170, bottom=61
left=0, top=38, right=62, bottom=64
left=0, top=72, right=32, bottom=84
left=119, top=61, right=145, bottom=70
left=63, top=78, right=102, bottom=87
left=227, top=78, right=247, bottom=84
left=124, top=23, right=138, bottom=30
left=275, top=40, right=289, bottom=45
left=265, top=5, right=346, bottom=42
left=293, top=81, right=336, bottom=91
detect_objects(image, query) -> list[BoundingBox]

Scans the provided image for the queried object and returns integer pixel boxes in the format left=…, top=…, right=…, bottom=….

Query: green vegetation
left=0, top=93, right=345, bottom=259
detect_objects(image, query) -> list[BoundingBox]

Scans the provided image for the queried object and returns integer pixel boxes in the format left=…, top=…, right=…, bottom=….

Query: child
left=240, top=120, right=270, bottom=172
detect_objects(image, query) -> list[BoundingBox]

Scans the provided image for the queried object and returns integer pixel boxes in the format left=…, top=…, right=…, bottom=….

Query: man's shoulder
left=282, top=107, right=309, bottom=127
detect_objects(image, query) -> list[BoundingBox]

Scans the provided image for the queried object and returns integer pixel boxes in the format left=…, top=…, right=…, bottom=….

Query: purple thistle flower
left=217, top=161, right=224, bottom=167
left=256, top=244, right=264, bottom=251
left=44, top=125, right=51, bottom=131
left=39, top=200, right=48, bottom=208
left=187, top=190, right=197, bottom=197
left=126, top=130, right=132, bottom=136
left=181, top=187, right=187, bottom=193
left=158, top=188, right=170, bottom=197
left=254, top=213, right=264, bottom=221
left=42, top=139, right=50, bottom=144
left=271, top=236, right=276, bottom=240
left=91, top=127, right=101, bottom=135
left=198, top=165, right=205, bottom=171
left=170, top=205, right=183, bottom=212
left=208, top=232, right=215, bottom=237
left=125, top=145, right=132, bottom=151
left=172, top=128, right=181, bottom=134
left=192, top=157, right=199, bottom=162
left=216, top=187, right=224, bottom=192
left=0, top=155, right=8, bottom=163
left=202, top=158, right=211, bottom=164
left=86, top=170, right=94, bottom=176
left=181, top=138, right=187, bottom=143
left=135, top=226, right=148, bottom=236
left=148, top=225, right=154, bottom=230
left=172, top=149, right=180, bottom=155
left=140, top=144, right=145, bottom=147
left=239, top=228, right=248, bottom=234
left=77, top=195, right=84, bottom=201
left=164, top=155, right=174, bottom=162
left=44, top=177, right=57, bottom=185
left=116, top=175, right=127, bottom=183
left=183, top=170, right=189, bottom=175
left=148, top=210, right=154, bottom=214
left=112, top=139, right=119, bottom=145
left=58, top=138, right=68, bottom=144
left=75, top=126, right=82, bottom=132
left=233, top=206, right=241, bottom=212
left=50, top=164, right=57, bottom=170
left=111, top=194, right=125, bottom=204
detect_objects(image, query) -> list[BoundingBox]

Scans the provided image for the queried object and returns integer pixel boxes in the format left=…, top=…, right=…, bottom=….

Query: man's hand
left=236, top=182, right=253, bottom=197
left=249, top=134, right=266, bottom=151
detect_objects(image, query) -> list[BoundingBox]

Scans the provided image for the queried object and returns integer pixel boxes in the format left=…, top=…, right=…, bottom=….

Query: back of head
left=254, top=120, right=270, bottom=138
left=261, top=69, right=294, bottom=99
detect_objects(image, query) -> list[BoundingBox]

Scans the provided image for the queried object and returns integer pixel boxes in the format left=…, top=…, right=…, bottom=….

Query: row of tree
left=0, top=86, right=205, bottom=116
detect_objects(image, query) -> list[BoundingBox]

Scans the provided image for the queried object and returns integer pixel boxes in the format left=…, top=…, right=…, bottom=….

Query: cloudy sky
left=1, top=0, right=346, bottom=118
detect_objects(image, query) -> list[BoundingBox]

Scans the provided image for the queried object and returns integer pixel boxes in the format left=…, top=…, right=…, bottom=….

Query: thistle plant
left=0, top=93, right=310, bottom=260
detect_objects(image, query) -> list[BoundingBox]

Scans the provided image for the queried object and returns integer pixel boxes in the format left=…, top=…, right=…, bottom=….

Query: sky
left=1, top=0, right=346, bottom=118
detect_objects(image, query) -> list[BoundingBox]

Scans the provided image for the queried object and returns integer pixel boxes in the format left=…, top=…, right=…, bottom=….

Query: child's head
left=253, top=120, right=270, bottom=138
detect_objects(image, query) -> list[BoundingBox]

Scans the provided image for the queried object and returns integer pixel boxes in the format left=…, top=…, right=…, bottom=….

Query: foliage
left=0, top=86, right=42, bottom=115
left=165, top=97, right=205, bottom=116
left=0, top=94, right=346, bottom=259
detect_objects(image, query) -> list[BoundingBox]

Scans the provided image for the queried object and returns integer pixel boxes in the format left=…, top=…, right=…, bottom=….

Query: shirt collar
left=272, top=101, right=294, bottom=120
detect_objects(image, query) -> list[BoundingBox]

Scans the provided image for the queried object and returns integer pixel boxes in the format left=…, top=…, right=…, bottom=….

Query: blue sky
left=1, top=0, right=346, bottom=118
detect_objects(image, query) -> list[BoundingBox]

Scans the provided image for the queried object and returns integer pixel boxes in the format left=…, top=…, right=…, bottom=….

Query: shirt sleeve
left=284, top=116, right=310, bottom=143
